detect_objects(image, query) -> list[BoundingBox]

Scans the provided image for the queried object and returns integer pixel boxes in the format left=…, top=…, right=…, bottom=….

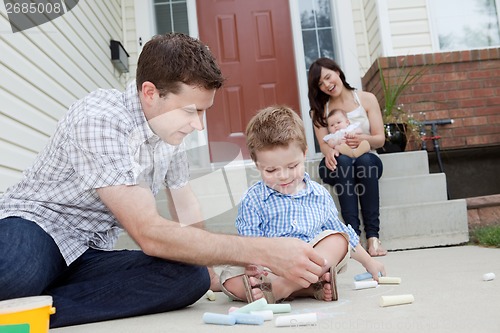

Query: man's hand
left=254, top=238, right=326, bottom=288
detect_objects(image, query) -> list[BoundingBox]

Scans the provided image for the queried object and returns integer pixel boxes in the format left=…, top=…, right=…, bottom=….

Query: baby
left=323, top=109, right=370, bottom=158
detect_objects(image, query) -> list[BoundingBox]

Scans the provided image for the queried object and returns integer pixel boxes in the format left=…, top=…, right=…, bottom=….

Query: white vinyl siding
left=352, top=0, right=434, bottom=76
left=352, top=0, right=371, bottom=73
left=0, top=0, right=127, bottom=193
left=124, top=0, right=139, bottom=80
left=364, top=0, right=382, bottom=67
left=387, top=0, right=433, bottom=55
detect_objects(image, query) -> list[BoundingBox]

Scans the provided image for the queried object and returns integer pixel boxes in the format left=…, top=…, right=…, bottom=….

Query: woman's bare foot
left=367, top=237, right=388, bottom=257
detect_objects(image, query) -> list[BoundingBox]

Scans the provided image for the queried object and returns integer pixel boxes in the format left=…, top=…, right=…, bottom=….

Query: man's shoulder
left=67, top=87, right=135, bottom=125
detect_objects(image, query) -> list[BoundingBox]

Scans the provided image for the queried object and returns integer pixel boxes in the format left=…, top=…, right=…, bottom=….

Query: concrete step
left=379, top=173, right=448, bottom=206
left=379, top=150, right=429, bottom=178
left=379, top=199, right=469, bottom=250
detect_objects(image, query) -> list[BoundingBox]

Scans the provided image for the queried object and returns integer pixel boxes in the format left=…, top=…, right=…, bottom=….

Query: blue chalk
left=354, top=272, right=382, bottom=281
left=229, top=312, right=264, bottom=325
left=202, top=312, right=236, bottom=326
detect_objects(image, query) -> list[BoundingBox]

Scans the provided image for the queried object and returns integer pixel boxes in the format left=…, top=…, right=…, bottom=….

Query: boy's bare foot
left=208, top=267, right=222, bottom=292
left=289, top=268, right=337, bottom=301
left=243, top=275, right=276, bottom=303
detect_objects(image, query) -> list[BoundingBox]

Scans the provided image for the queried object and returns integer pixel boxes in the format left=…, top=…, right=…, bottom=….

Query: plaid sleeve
left=164, top=143, right=189, bottom=189
left=67, top=112, right=136, bottom=190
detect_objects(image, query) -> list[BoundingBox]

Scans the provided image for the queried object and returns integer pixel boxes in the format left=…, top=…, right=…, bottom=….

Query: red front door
left=197, top=0, right=300, bottom=162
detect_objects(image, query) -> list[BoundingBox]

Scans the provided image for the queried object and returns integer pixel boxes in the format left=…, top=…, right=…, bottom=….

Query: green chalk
left=234, top=298, right=267, bottom=313
left=264, top=303, right=291, bottom=313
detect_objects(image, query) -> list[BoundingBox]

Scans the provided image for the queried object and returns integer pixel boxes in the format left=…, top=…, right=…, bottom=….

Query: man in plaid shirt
left=0, top=33, right=326, bottom=327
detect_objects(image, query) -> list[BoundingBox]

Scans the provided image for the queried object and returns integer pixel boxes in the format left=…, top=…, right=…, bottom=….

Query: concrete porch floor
left=50, top=245, right=500, bottom=333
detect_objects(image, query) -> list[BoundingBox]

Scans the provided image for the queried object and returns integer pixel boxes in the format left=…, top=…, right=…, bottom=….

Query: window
left=430, top=0, right=500, bottom=50
left=154, top=0, right=189, bottom=35
left=298, top=0, right=337, bottom=70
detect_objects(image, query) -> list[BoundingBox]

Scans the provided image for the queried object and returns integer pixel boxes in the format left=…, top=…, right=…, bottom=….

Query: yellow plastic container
left=0, top=296, right=55, bottom=333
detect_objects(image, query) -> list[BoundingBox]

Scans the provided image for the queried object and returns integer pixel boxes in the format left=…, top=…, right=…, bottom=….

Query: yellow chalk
left=379, top=294, right=414, bottom=307
left=205, top=290, right=216, bottom=301
left=378, top=277, right=402, bottom=284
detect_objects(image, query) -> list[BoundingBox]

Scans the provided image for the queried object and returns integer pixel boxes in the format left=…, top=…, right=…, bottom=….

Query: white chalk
left=353, top=280, right=378, bottom=290
left=274, top=313, right=317, bottom=327
left=234, top=298, right=267, bottom=313
left=264, top=303, right=292, bottom=313
left=205, top=290, right=216, bottom=301
left=250, top=310, right=274, bottom=321
left=202, top=312, right=236, bottom=325
left=483, top=272, right=496, bottom=281
left=379, top=294, right=414, bottom=307
left=378, top=277, right=402, bottom=284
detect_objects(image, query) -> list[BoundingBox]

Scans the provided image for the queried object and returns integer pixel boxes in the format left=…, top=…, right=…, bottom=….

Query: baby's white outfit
left=323, top=122, right=361, bottom=145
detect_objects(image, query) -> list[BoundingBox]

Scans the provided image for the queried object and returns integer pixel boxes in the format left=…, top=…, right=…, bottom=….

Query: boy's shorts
left=219, top=230, right=351, bottom=301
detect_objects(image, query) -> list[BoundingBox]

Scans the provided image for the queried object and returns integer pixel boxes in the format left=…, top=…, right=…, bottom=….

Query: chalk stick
left=275, top=313, right=317, bottom=327
left=234, top=298, right=267, bottom=313
left=202, top=312, right=236, bottom=325
left=353, top=280, right=378, bottom=290
left=379, top=294, right=414, bottom=307
left=250, top=310, right=274, bottom=321
left=378, top=277, right=402, bottom=284
left=354, top=272, right=373, bottom=281
left=264, top=303, right=292, bottom=313
left=354, top=272, right=382, bottom=281
left=483, top=272, right=496, bottom=281
left=205, top=290, right=216, bottom=301
left=229, top=312, right=264, bottom=325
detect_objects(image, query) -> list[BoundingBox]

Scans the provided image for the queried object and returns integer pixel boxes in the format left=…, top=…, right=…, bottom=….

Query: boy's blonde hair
left=246, top=105, right=307, bottom=162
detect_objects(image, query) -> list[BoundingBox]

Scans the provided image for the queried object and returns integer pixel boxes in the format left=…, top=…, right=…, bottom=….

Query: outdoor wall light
left=110, top=40, right=130, bottom=74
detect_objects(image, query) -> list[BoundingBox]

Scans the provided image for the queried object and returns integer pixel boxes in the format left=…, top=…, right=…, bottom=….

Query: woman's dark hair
left=307, top=58, right=355, bottom=128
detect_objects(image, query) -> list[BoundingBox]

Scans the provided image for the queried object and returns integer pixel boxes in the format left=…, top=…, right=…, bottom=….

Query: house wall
left=362, top=48, right=500, bottom=198
left=386, top=0, right=433, bottom=55
left=0, top=0, right=128, bottom=193
left=353, top=0, right=434, bottom=76
left=124, top=0, right=139, bottom=78
left=362, top=48, right=500, bottom=151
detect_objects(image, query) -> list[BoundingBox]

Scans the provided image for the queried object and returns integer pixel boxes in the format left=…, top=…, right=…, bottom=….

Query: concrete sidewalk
left=50, top=245, right=500, bottom=333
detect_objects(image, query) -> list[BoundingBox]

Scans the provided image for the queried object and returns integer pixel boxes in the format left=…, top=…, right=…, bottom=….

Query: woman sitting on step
left=307, top=57, right=387, bottom=256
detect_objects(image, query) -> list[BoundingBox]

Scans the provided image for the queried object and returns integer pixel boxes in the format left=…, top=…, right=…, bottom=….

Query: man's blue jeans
left=319, top=153, right=383, bottom=238
left=0, top=217, right=210, bottom=327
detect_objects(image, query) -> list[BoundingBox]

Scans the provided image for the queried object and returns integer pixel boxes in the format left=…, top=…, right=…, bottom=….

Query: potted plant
left=376, top=57, right=428, bottom=153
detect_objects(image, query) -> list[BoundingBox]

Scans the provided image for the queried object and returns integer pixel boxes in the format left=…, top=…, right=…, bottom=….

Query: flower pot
left=376, top=123, right=407, bottom=154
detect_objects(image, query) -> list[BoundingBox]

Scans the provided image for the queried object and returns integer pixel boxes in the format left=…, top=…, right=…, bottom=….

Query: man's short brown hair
left=136, top=33, right=225, bottom=97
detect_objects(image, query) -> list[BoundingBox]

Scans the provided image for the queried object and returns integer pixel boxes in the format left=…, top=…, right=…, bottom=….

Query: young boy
left=323, top=109, right=371, bottom=158
left=220, top=106, right=385, bottom=303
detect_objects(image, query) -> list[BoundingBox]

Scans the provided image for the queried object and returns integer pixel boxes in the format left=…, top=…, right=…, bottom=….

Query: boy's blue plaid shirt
left=236, top=173, right=359, bottom=250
